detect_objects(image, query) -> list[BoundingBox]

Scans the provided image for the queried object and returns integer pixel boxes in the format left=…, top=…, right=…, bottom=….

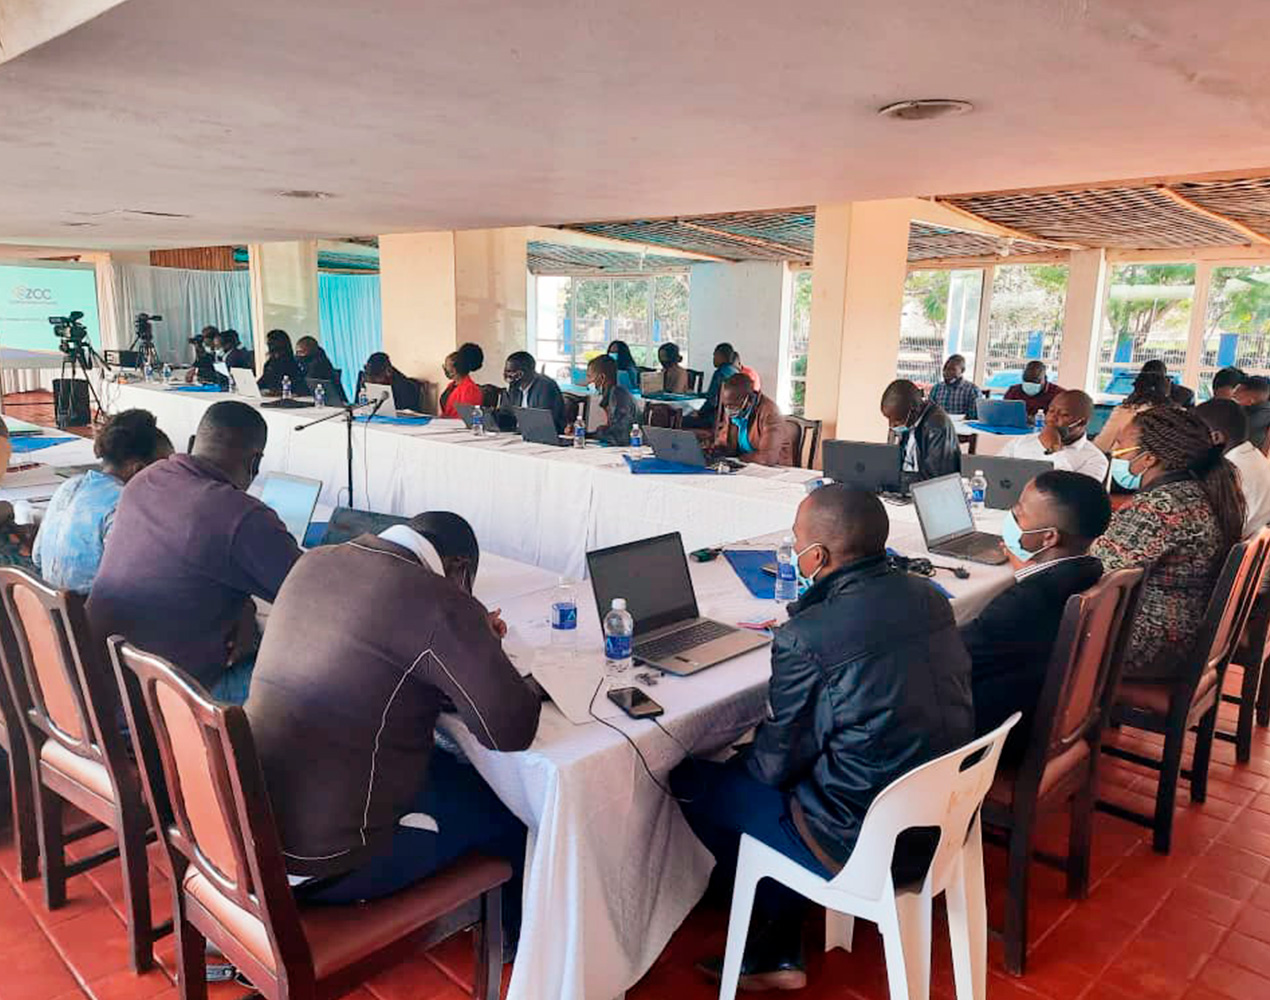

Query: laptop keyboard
left=636, top=620, right=735, bottom=662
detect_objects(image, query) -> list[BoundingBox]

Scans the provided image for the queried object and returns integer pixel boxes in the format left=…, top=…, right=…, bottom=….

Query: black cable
left=586, top=677, right=696, bottom=803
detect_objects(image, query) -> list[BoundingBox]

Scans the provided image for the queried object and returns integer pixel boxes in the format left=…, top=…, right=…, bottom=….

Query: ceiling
left=4, top=0, right=1270, bottom=248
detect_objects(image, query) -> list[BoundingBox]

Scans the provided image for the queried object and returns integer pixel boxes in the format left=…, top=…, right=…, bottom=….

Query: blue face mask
left=794, top=542, right=824, bottom=596
left=1021, top=381, right=1044, bottom=397
left=1110, top=457, right=1143, bottom=491
left=1001, top=510, right=1055, bottom=563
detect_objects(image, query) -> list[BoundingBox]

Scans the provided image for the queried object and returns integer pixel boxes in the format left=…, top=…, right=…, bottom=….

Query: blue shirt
left=33, top=470, right=123, bottom=594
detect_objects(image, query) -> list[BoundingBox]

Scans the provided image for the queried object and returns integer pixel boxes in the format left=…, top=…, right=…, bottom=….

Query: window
left=898, top=269, right=983, bottom=386
left=532, top=273, right=690, bottom=383
left=1095, top=263, right=1196, bottom=392
left=983, top=264, right=1068, bottom=388
left=1199, top=265, right=1270, bottom=397
left=785, top=269, right=812, bottom=415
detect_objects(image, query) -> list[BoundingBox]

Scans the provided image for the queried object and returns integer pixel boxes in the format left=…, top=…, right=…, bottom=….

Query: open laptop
left=456, top=402, right=499, bottom=429
left=230, top=367, right=262, bottom=399
left=822, top=440, right=904, bottom=494
left=645, top=426, right=708, bottom=467
left=307, top=377, right=346, bottom=406
left=512, top=406, right=567, bottom=446
left=969, top=455, right=1055, bottom=511
left=977, top=398, right=1031, bottom=428
left=910, top=473, right=1008, bottom=565
left=640, top=371, right=664, bottom=395
left=254, top=472, right=322, bottom=545
left=363, top=382, right=396, bottom=417
left=587, top=532, right=769, bottom=675
left=318, top=506, right=408, bottom=546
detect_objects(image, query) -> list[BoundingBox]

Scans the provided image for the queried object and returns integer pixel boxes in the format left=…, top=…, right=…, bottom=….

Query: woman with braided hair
left=1091, top=406, right=1245, bottom=680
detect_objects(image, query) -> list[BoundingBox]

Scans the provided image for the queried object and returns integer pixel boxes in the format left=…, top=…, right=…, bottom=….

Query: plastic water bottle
left=775, top=536, right=799, bottom=603
left=281, top=375, right=292, bottom=400
left=228, top=373, right=237, bottom=394
left=550, top=578, right=578, bottom=649
left=313, top=383, right=326, bottom=408
left=358, top=387, right=369, bottom=408
left=574, top=422, right=586, bottom=449
left=603, top=598, right=634, bottom=677
left=629, top=424, right=643, bottom=453
left=143, top=361, right=153, bottom=383
left=969, top=469, right=988, bottom=516
left=161, top=363, right=172, bottom=383
left=471, top=408, right=485, bottom=437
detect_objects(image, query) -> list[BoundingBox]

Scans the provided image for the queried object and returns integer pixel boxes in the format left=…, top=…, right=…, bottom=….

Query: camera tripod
left=127, top=333, right=160, bottom=370
left=57, top=339, right=109, bottom=427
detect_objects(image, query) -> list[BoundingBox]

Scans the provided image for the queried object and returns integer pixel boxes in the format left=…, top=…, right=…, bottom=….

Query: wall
left=687, top=261, right=785, bottom=394
left=454, top=228, right=529, bottom=379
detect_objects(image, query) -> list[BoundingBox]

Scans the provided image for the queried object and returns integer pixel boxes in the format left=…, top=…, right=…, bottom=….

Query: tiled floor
left=3, top=389, right=1270, bottom=999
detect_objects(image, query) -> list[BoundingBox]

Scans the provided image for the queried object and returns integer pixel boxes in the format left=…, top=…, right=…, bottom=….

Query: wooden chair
left=1219, top=578, right=1270, bottom=763
left=686, top=369, right=704, bottom=393
left=958, top=432, right=979, bottom=456
left=108, top=637, right=510, bottom=1000
left=982, top=568, right=1144, bottom=975
left=0, top=642, right=38, bottom=881
left=0, top=568, right=168, bottom=971
left=785, top=416, right=822, bottom=470
left=641, top=402, right=682, bottom=430
left=1099, top=530, right=1270, bottom=853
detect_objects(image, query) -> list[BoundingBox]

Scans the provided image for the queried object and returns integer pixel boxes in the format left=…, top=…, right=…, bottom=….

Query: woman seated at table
left=1090, top=406, right=1244, bottom=681
left=257, top=329, right=311, bottom=396
left=439, top=342, right=485, bottom=418
left=587, top=354, right=638, bottom=446
left=606, top=340, right=642, bottom=391
left=1092, top=370, right=1173, bottom=453
left=658, top=342, right=691, bottom=394
left=33, top=409, right=173, bottom=593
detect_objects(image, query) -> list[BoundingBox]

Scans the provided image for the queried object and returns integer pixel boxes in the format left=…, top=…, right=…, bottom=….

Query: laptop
left=318, top=507, right=408, bottom=546
left=822, top=440, right=904, bottom=494
left=969, top=455, right=1055, bottom=510
left=910, top=473, right=1008, bottom=565
left=512, top=406, right=567, bottom=446
left=363, top=382, right=396, bottom=417
left=977, top=398, right=1031, bottom=428
left=645, top=426, right=708, bottom=467
left=4, top=417, right=45, bottom=439
left=255, top=472, right=322, bottom=545
left=230, top=367, right=262, bottom=399
left=456, top=403, right=498, bottom=429
left=307, top=377, right=346, bottom=406
left=587, top=532, right=769, bottom=675
left=640, top=371, right=664, bottom=395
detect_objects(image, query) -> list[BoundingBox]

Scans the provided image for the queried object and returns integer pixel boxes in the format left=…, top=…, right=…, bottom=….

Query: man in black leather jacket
left=882, top=378, right=962, bottom=483
left=675, top=485, right=973, bottom=991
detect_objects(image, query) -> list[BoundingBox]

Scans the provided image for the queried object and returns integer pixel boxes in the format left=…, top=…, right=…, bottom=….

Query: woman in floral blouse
left=1091, top=406, right=1245, bottom=681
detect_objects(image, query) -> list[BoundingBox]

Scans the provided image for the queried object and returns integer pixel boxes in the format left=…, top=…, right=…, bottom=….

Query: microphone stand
left=294, top=395, right=387, bottom=508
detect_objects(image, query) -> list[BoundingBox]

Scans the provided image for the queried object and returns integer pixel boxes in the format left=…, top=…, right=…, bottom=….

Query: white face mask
left=794, top=542, right=825, bottom=595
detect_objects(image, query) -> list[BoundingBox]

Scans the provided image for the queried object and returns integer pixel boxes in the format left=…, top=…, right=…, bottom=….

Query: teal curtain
left=319, top=273, right=382, bottom=399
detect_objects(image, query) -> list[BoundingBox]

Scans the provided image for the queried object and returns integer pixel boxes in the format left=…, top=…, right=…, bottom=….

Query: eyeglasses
left=1110, top=445, right=1146, bottom=459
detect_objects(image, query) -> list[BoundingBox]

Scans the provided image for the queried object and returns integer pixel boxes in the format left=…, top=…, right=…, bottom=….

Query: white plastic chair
left=718, top=713, right=1020, bottom=1000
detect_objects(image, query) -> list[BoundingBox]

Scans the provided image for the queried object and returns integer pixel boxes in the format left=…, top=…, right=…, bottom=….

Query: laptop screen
left=257, top=473, right=322, bottom=544
left=587, top=532, right=699, bottom=637
left=911, top=473, right=974, bottom=546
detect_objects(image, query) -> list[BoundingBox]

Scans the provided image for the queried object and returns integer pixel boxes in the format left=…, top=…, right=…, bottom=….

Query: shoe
left=695, top=955, right=808, bottom=992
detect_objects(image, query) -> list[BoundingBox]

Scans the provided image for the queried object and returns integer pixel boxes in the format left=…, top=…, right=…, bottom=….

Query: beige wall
left=248, top=240, right=319, bottom=372
left=455, top=228, right=529, bottom=376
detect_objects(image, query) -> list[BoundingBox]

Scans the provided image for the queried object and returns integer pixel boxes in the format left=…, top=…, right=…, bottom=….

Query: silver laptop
left=586, top=532, right=769, bottom=675
left=970, top=455, right=1055, bottom=511
left=363, top=382, right=396, bottom=417
left=977, top=398, right=1031, bottom=428
left=230, top=367, right=261, bottom=399
left=910, top=473, right=1008, bottom=565
left=645, top=426, right=708, bottom=467
left=254, top=472, right=322, bottom=545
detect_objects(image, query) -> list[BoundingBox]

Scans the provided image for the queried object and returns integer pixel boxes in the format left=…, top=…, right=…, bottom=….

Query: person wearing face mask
left=1002, top=389, right=1109, bottom=482
left=712, top=373, right=794, bottom=466
left=1004, top=360, right=1064, bottom=418
left=1091, top=406, right=1245, bottom=681
left=928, top=353, right=981, bottom=418
left=186, top=325, right=221, bottom=384
left=672, top=485, right=972, bottom=991
left=1195, top=398, right=1270, bottom=537
left=87, top=401, right=301, bottom=704
left=683, top=342, right=740, bottom=429
left=216, top=328, right=255, bottom=373
left=1092, top=371, right=1174, bottom=454
left=880, top=378, right=961, bottom=483
left=586, top=354, right=638, bottom=445
left=499, top=350, right=565, bottom=432
left=960, top=471, right=1109, bottom=763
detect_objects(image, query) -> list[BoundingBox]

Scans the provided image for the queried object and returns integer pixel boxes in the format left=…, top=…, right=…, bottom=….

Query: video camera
left=134, top=312, right=163, bottom=341
left=48, top=311, right=89, bottom=355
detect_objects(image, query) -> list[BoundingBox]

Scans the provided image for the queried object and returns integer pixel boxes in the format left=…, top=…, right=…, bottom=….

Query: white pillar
left=248, top=240, right=320, bottom=371
left=1056, top=249, right=1108, bottom=394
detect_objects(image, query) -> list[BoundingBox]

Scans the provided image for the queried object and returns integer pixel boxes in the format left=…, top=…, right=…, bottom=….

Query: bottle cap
left=612, top=598, right=627, bottom=610
left=783, top=534, right=794, bottom=544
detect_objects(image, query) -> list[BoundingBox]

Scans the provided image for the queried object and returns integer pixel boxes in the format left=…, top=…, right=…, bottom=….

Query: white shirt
left=1226, top=441, right=1270, bottom=537
left=1002, top=432, right=1109, bottom=483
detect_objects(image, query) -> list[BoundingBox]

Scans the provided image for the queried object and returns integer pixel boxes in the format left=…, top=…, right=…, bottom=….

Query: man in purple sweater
left=87, top=401, right=300, bottom=702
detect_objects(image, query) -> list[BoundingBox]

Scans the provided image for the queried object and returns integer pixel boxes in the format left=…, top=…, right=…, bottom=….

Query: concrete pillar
left=803, top=200, right=914, bottom=441
left=455, top=228, right=529, bottom=372
left=248, top=240, right=320, bottom=370
left=1055, top=249, right=1108, bottom=394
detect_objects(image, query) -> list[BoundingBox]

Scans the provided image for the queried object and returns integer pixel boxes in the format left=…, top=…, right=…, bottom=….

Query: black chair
left=641, top=402, right=682, bottom=430
left=686, top=369, right=704, bottom=393
left=784, top=416, right=822, bottom=470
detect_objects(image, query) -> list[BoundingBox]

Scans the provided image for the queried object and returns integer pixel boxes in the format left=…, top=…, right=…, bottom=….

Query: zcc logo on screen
left=10, top=285, right=55, bottom=303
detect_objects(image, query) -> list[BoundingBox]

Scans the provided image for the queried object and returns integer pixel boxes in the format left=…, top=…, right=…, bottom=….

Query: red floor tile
left=1196, top=956, right=1270, bottom=1000
left=0, top=935, right=83, bottom=1000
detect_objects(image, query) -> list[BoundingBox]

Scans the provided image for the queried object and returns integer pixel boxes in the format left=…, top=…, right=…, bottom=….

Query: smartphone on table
left=607, top=686, right=665, bottom=719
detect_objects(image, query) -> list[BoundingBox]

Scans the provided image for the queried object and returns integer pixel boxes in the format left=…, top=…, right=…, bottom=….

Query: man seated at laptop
left=295, top=335, right=340, bottom=386
left=185, top=325, right=220, bottom=384
left=960, top=470, right=1109, bottom=764
left=217, top=328, right=255, bottom=373
left=880, top=379, right=961, bottom=483
left=586, top=354, right=638, bottom=446
left=713, top=373, right=794, bottom=466
left=87, top=401, right=301, bottom=703
left=500, top=350, right=565, bottom=432
left=246, top=511, right=539, bottom=908
left=1001, top=389, right=1109, bottom=482
left=929, top=353, right=981, bottom=418
left=360, top=350, right=424, bottom=413
left=672, top=485, right=973, bottom=991
left=1004, top=360, right=1064, bottom=418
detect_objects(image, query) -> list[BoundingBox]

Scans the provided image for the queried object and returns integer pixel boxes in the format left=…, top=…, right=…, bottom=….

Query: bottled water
left=969, top=469, right=988, bottom=515
left=550, top=578, right=578, bottom=649
left=228, top=374, right=237, bottom=394
left=574, top=422, right=587, bottom=449
left=471, top=408, right=485, bottom=437
left=143, top=362, right=153, bottom=383
left=629, top=424, right=643, bottom=453
left=313, top=383, right=327, bottom=408
left=281, top=375, right=292, bottom=400
left=603, top=598, right=634, bottom=677
left=161, top=363, right=172, bottom=383
left=358, top=387, right=369, bottom=408
left=774, top=535, right=799, bottom=603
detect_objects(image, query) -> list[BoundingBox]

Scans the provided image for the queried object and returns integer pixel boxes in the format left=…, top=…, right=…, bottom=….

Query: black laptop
left=306, top=377, right=347, bottom=406
left=822, top=440, right=905, bottom=494
left=511, top=406, right=568, bottom=446
left=968, top=455, right=1055, bottom=511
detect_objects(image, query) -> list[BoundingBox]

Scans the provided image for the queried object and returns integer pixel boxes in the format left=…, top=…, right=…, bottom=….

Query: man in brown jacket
left=245, top=511, right=540, bottom=903
left=713, top=373, right=794, bottom=467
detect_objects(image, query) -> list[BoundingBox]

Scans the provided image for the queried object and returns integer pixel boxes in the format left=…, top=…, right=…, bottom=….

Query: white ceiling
left=2, top=0, right=1269, bottom=248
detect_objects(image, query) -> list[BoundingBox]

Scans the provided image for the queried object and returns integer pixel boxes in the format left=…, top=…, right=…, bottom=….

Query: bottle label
left=605, top=634, right=632, bottom=660
left=778, top=562, right=796, bottom=582
left=972, top=487, right=985, bottom=504
left=551, top=602, right=578, bottom=630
